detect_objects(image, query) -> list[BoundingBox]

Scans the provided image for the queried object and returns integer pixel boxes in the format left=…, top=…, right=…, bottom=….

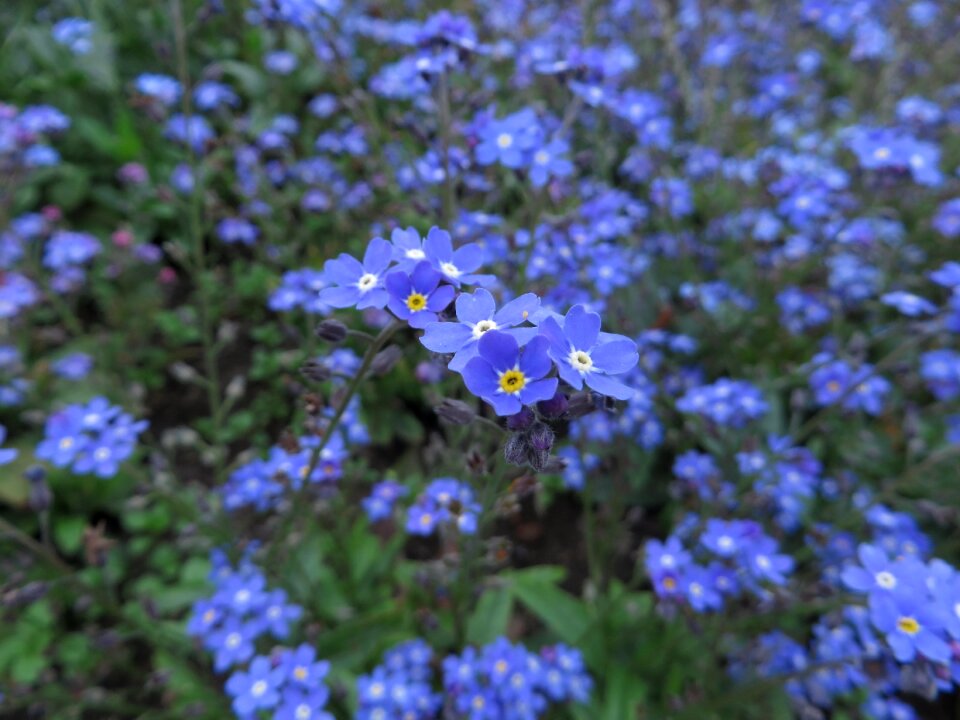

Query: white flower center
left=496, top=133, right=513, bottom=149
left=567, top=349, right=593, bottom=373
left=357, top=273, right=378, bottom=291
left=534, top=150, right=550, bottom=165
left=440, top=261, right=462, bottom=278
left=472, top=320, right=497, bottom=338
left=225, top=632, right=241, bottom=649
left=875, top=571, right=896, bottom=590
left=873, top=147, right=891, bottom=160
left=251, top=680, right=268, bottom=697
left=295, top=705, right=312, bottom=720
left=954, top=602, right=960, bottom=619
left=94, top=447, right=111, bottom=461
left=405, top=248, right=425, bottom=260
left=717, top=535, right=734, bottom=552
left=756, top=555, right=771, bottom=570
left=235, top=589, right=250, bottom=604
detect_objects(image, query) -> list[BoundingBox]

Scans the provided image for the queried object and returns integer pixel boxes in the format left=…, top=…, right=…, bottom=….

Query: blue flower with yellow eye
left=420, top=288, right=539, bottom=371
left=385, top=261, right=455, bottom=329
left=537, top=305, right=638, bottom=400
left=462, top=331, right=557, bottom=416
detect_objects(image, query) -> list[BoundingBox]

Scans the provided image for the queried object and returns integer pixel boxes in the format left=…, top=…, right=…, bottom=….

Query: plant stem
left=171, top=0, right=226, bottom=483
left=0, top=515, right=73, bottom=573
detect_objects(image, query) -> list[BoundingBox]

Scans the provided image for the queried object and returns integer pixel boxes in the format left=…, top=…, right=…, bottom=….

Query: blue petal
left=421, top=322, right=473, bottom=353
left=584, top=372, right=634, bottom=400
left=385, top=270, right=411, bottom=298
left=462, top=356, right=500, bottom=397
left=564, top=305, right=601, bottom=350
left=477, top=330, right=519, bottom=372
left=453, top=243, right=484, bottom=273
left=456, top=288, right=496, bottom=324
left=495, top=292, right=539, bottom=326
left=319, top=286, right=360, bottom=308
left=424, top=226, right=453, bottom=262
left=591, top=338, right=639, bottom=375
left=411, top=261, right=441, bottom=294
left=427, top=284, right=456, bottom=312
left=519, top=377, right=559, bottom=406
left=518, top=335, right=552, bottom=380
left=363, top=237, right=393, bottom=273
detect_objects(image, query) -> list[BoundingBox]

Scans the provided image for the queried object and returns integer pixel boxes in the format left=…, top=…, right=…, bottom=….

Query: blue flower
left=319, top=237, right=394, bottom=310
left=529, top=138, right=574, bottom=188
left=462, top=331, right=557, bottom=416
left=422, top=227, right=493, bottom=287
left=538, top=305, right=638, bottom=400
left=842, top=543, right=926, bottom=597
left=52, top=352, right=93, bottom=381
left=869, top=592, right=951, bottom=664
left=225, top=655, right=285, bottom=716
left=475, top=109, right=542, bottom=169
left=881, top=291, right=936, bottom=316
left=217, top=218, right=259, bottom=246
left=385, top=261, right=455, bottom=329
left=135, top=73, right=182, bottom=106
left=52, top=18, right=94, bottom=55
left=208, top=618, right=258, bottom=672
left=744, top=538, right=794, bottom=585
left=421, top=289, right=539, bottom=372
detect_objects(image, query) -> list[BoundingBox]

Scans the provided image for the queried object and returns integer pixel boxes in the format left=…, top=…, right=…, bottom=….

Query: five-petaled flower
left=385, top=261, right=456, bottom=328
left=462, top=331, right=557, bottom=416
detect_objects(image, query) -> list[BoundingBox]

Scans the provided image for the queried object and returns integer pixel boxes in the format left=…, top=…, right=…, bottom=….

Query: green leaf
left=53, top=515, right=87, bottom=555
left=508, top=567, right=590, bottom=646
left=601, top=664, right=646, bottom=720
left=466, top=585, right=513, bottom=646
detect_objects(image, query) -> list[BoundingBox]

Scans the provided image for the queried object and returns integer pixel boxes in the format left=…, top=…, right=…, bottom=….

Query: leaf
left=466, top=585, right=513, bottom=646
left=508, top=567, right=590, bottom=646
left=601, top=664, right=646, bottom=720
left=53, top=515, right=86, bottom=555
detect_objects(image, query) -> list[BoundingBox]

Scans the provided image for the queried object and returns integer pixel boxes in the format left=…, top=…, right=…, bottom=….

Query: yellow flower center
left=897, top=616, right=920, bottom=635
left=499, top=369, right=526, bottom=394
left=406, top=292, right=427, bottom=311
left=662, top=576, right=677, bottom=591
left=294, top=666, right=308, bottom=680
left=827, top=380, right=840, bottom=393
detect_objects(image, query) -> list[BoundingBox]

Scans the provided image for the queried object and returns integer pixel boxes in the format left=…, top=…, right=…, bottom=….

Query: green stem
left=171, top=0, right=226, bottom=483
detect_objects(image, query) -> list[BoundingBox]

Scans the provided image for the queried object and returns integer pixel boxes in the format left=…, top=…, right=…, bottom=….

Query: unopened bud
left=170, top=362, right=201, bottom=384
left=26, top=467, right=52, bottom=513
left=300, top=360, right=332, bottom=383
left=315, top=319, right=348, bottom=343
left=503, top=433, right=528, bottom=467
left=506, top=407, right=535, bottom=431
left=537, top=391, right=568, bottom=418
left=528, top=422, right=555, bottom=453
left=370, top=345, right=403, bottom=376
left=566, top=391, right=596, bottom=419
left=435, top=399, right=475, bottom=425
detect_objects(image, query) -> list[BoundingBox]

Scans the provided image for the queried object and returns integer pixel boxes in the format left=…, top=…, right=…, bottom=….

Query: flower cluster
left=34, top=397, right=147, bottom=478
left=442, top=638, right=592, bottom=719
left=646, top=519, right=795, bottom=612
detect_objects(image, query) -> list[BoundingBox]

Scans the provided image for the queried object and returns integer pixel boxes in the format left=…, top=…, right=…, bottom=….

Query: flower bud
left=435, top=399, right=475, bottom=425
left=528, top=422, right=555, bottom=453
left=300, top=360, right=332, bottom=383
left=537, top=391, right=568, bottom=418
left=566, top=391, right=597, bottom=419
left=503, top=433, right=528, bottom=467
left=26, top=467, right=52, bottom=513
left=315, top=319, right=348, bottom=343
left=370, top=345, right=403, bottom=376
left=506, top=407, right=535, bottom=432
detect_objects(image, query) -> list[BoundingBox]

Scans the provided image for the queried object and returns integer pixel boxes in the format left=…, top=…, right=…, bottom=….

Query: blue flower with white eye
left=422, top=227, right=493, bottom=287
left=529, top=138, right=573, bottom=188
left=420, top=289, right=540, bottom=371
left=880, top=291, right=936, bottom=316
left=319, top=238, right=394, bottom=310
left=135, top=73, right=182, bottom=106
left=537, top=305, right=638, bottom=401
left=225, top=655, right=285, bottom=716
left=384, top=262, right=455, bottom=329
left=461, top=331, right=557, bottom=417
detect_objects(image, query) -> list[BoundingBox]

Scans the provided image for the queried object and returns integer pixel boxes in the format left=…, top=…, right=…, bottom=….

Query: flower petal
left=590, top=337, right=639, bottom=375
left=477, top=330, right=519, bottom=373
left=421, top=322, right=473, bottom=353
left=564, top=304, right=601, bottom=350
